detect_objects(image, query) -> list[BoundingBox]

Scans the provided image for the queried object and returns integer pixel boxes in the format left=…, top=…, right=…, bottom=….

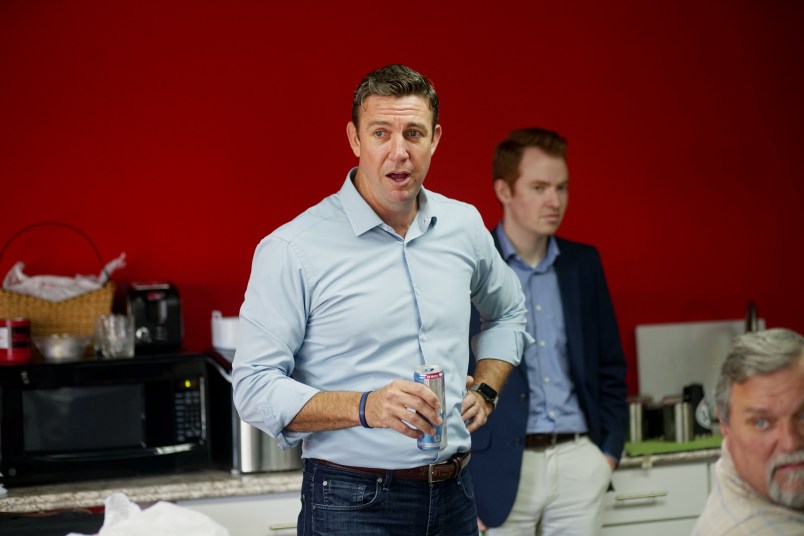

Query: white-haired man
left=692, top=328, right=804, bottom=534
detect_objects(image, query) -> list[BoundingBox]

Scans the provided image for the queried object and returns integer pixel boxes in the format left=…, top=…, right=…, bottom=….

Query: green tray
left=624, top=434, right=723, bottom=457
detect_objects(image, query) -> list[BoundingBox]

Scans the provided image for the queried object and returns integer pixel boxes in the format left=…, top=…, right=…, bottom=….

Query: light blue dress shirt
left=232, top=169, right=529, bottom=468
left=495, top=226, right=588, bottom=435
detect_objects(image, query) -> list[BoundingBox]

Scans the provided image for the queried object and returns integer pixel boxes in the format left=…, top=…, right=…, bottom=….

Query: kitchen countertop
left=0, top=469, right=303, bottom=514
left=1, top=447, right=721, bottom=514
left=618, top=446, right=721, bottom=469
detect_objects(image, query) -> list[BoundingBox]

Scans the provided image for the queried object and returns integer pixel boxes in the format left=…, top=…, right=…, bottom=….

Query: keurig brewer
left=125, top=282, right=183, bottom=353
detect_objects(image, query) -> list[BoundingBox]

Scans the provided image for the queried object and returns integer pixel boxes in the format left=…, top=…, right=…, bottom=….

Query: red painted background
left=1, top=1, right=802, bottom=394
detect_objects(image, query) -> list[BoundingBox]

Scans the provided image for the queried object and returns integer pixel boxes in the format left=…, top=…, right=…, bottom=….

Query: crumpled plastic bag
left=66, top=492, right=230, bottom=536
left=1, top=252, right=126, bottom=302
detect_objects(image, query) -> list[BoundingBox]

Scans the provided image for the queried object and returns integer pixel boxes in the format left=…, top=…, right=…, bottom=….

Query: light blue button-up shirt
left=233, top=170, right=529, bottom=468
left=495, top=226, right=588, bottom=435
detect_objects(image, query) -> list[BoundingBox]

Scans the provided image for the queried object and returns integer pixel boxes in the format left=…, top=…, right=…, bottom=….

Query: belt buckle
left=427, top=459, right=449, bottom=484
left=427, top=462, right=438, bottom=485
left=427, top=452, right=467, bottom=484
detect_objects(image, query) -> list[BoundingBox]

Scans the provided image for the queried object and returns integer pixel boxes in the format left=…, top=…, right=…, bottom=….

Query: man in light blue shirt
left=232, top=64, right=530, bottom=535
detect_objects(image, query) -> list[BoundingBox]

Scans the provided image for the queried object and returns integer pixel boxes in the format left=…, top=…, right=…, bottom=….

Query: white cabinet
left=178, top=492, right=301, bottom=536
left=601, top=462, right=709, bottom=536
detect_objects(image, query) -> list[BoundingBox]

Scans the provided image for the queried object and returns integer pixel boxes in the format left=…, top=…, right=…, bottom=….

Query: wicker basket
left=0, top=222, right=115, bottom=352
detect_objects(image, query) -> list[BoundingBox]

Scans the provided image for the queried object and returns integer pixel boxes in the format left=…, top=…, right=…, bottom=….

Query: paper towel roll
left=211, top=310, right=239, bottom=350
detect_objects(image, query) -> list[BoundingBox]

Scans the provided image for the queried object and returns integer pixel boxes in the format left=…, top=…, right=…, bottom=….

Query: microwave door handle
left=29, top=443, right=201, bottom=462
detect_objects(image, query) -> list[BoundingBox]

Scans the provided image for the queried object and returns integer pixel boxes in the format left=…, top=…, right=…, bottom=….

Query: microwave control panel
left=173, top=377, right=205, bottom=443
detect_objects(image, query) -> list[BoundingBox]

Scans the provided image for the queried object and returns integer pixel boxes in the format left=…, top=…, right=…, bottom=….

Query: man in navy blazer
left=469, top=127, right=628, bottom=535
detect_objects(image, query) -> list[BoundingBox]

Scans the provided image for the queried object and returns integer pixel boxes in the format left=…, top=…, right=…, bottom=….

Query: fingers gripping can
left=414, top=364, right=446, bottom=451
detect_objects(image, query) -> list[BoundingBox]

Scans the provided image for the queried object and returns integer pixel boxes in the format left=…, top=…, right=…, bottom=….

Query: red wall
left=2, top=1, right=802, bottom=394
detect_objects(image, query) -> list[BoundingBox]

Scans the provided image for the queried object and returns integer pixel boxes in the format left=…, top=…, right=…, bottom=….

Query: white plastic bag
left=66, top=492, right=230, bottom=536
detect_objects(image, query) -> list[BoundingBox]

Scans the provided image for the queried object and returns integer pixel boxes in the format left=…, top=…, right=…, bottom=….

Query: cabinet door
left=178, top=492, right=300, bottom=536
left=602, top=463, right=708, bottom=527
left=601, top=517, right=697, bottom=536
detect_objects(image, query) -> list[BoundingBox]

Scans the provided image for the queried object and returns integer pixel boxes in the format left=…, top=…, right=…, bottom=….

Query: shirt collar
left=494, top=223, right=561, bottom=272
left=721, top=438, right=771, bottom=504
left=340, top=167, right=437, bottom=237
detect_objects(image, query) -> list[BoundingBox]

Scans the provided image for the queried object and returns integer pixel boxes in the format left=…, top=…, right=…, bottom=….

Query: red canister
left=0, top=317, right=32, bottom=364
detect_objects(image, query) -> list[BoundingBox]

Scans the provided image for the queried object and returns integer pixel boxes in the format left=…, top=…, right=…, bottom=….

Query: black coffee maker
left=125, top=282, right=183, bottom=353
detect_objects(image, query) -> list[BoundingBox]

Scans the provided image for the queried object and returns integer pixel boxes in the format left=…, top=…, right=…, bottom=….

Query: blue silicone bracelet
left=359, top=391, right=372, bottom=428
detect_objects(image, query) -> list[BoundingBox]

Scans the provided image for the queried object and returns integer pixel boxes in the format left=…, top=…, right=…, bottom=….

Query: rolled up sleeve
left=470, top=222, right=533, bottom=366
left=232, top=237, right=319, bottom=449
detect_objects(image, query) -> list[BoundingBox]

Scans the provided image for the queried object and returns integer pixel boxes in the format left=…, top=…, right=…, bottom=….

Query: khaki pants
left=485, top=436, right=612, bottom=536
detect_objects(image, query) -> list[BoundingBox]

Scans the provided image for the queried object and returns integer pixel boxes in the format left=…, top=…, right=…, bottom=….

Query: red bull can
left=414, top=364, right=446, bottom=451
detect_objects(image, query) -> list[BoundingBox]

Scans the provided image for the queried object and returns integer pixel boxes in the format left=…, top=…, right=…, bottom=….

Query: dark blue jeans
left=298, top=458, right=478, bottom=535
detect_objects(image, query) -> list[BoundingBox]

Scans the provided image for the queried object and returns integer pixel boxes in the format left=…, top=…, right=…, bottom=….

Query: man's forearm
left=471, top=358, right=514, bottom=394
left=286, top=391, right=361, bottom=432
left=285, top=380, right=443, bottom=438
left=462, top=358, right=514, bottom=431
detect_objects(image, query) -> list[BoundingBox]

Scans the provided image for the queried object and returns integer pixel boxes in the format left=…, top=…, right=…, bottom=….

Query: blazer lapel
left=555, top=243, right=585, bottom=378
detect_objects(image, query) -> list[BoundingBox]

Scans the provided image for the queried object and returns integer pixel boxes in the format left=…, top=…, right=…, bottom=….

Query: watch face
left=474, top=383, right=497, bottom=401
left=484, top=383, right=498, bottom=397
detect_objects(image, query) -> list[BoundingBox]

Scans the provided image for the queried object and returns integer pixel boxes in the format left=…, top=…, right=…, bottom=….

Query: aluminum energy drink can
left=0, top=317, right=32, bottom=364
left=414, top=364, right=446, bottom=451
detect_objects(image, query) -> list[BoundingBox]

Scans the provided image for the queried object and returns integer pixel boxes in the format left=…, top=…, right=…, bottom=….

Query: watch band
left=470, top=383, right=499, bottom=410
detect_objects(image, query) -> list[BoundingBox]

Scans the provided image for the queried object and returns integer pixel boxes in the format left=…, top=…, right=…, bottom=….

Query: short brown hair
left=493, top=127, right=567, bottom=186
left=352, top=64, right=439, bottom=133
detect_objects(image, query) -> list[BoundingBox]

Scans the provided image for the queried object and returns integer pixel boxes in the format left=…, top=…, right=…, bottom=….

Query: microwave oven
left=0, top=353, right=213, bottom=487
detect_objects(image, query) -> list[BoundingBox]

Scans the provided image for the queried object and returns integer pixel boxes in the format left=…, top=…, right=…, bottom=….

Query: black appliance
left=126, top=282, right=183, bottom=353
left=0, top=353, right=212, bottom=487
left=644, top=405, right=665, bottom=440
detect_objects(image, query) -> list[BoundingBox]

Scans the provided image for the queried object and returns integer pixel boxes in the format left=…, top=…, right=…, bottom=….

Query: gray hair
left=351, top=64, right=439, bottom=132
left=715, top=328, right=804, bottom=425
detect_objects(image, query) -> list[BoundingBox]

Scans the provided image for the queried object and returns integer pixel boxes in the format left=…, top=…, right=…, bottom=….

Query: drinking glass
left=96, top=314, right=135, bottom=358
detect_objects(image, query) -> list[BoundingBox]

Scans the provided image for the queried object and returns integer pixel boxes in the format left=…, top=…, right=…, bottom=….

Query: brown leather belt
left=312, top=451, right=471, bottom=484
left=525, top=433, right=585, bottom=449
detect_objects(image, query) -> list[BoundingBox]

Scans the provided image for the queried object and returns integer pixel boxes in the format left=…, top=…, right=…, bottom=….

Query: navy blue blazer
left=468, top=234, right=628, bottom=528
